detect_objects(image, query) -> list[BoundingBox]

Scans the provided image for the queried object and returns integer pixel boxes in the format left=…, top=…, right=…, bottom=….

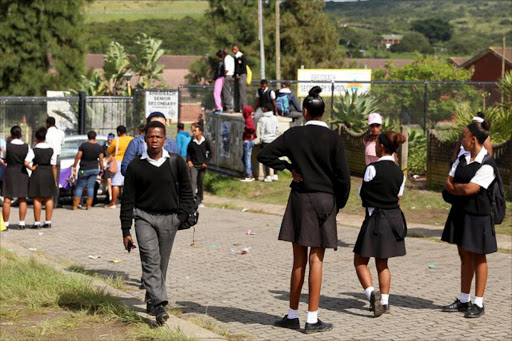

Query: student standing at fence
left=364, top=113, right=383, bottom=165
left=187, top=124, right=211, bottom=208
left=240, top=105, right=256, bottom=182
left=232, top=44, right=248, bottom=112
left=353, top=131, right=407, bottom=318
left=176, top=123, right=191, bottom=159
left=72, top=131, right=104, bottom=210
left=1, top=126, right=31, bottom=230
left=45, top=117, right=65, bottom=206
left=257, top=86, right=351, bottom=334
left=450, top=112, right=493, bottom=166
left=26, top=127, right=57, bottom=228
left=213, top=50, right=225, bottom=114
left=106, top=126, right=133, bottom=208
left=222, top=48, right=235, bottom=113
left=258, top=102, right=280, bottom=182
left=441, top=119, right=498, bottom=318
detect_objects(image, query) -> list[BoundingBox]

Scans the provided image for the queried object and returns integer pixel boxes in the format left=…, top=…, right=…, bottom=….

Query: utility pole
left=258, top=0, right=265, bottom=79
left=275, top=0, right=281, bottom=84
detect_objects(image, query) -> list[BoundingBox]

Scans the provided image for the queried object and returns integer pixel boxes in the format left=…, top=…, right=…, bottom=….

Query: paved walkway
left=2, top=204, right=511, bottom=340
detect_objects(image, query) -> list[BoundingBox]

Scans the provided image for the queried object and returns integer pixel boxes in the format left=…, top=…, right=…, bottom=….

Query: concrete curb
left=1, top=238, right=225, bottom=341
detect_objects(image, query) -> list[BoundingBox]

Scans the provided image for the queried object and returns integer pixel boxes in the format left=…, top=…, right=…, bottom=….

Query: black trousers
left=190, top=166, right=205, bottom=202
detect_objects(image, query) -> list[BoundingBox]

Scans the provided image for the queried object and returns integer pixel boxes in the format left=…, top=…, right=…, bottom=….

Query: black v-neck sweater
left=257, top=125, right=351, bottom=209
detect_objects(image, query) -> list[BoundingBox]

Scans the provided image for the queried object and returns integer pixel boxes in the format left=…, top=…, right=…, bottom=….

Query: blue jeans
left=242, top=140, right=254, bottom=177
left=74, top=168, right=99, bottom=199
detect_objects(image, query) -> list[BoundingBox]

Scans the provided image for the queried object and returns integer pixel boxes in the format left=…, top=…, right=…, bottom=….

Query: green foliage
left=411, top=18, right=453, bottom=44
left=372, top=55, right=480, bottom=127
left=331, top=91, right=380, bottom=133
left=0, top=0, right=87, bottom=95
left=391, top=32, right=433, bottom=54
left=129, top=34, right=165, bottom=89
left=407, top=128, right=427, bottom=175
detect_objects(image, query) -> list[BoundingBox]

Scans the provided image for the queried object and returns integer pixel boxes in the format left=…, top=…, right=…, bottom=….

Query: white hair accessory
left=472, top=116, right=484, bottom=123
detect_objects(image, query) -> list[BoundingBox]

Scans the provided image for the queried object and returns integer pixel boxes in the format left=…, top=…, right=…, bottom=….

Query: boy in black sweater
left=186, top=124, right=212, bottom=207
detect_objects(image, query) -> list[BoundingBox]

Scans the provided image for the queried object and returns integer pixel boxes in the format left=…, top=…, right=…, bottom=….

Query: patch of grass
left=0, top=248, right=193, bottom=341
left=66, top=264, right=127, bottom=291
left=187, top=316, right=248, bottom=341
left=204, top=173, right=512, bottom=235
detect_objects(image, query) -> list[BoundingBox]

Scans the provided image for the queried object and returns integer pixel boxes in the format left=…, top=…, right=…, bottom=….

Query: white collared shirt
left=361, top=155, right=406, bottom=216
left=140, top=149, right=170, bottom=168
left=235, top=51, right=243, bottom=58
left=25, top=142, right=57, bottom=165
left=224, top=55, right=235, bottom=76
left=193, top=136, right=206, bottom=145
left=10, top=139, right=34, bottom=162
left=305, top=120, right=329, bottom=128
left=256, top=87, right=276, bottom=100
left=45, top=126, right=65, bottom=156
left=449, top=147, right=495, bottom=189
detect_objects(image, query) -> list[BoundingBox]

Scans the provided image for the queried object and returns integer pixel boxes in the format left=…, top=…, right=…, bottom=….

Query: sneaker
left=370, top=291, right=384, bottom=317
left=214, top=110, right=223, bottom=114
left=198, top=203, right=205, bottom=208
left=240, top=177, right=255, bottom=182
left=154, top=305, right=169, bottom=325
left=442, top=298, right=472, bottom=313
left=273, top=315, right=300, bottom=330
left=264, top=176, right=272, bottom=182
left=304, top=319, right=333, bottom=334
left=105, top=204, right=117, bottom=209
left=464, top=304, right=485, bottom=318
left=272, top=174, right=279, bottom=181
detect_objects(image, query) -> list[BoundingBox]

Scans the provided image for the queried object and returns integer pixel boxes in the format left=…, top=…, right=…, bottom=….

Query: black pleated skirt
left=441, top=205, right=497, bottom=254
left=29, top=165, right=57, bottom=198
left=353, top=208, right=407, bottom=258
left=279, top=190, right=338, bottom=250
left=2, top=165, right=29, bottom=198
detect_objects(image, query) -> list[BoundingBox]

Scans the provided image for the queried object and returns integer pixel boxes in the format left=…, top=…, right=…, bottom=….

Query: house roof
left=85, top=54, right=201, bottom=70
left=458, top=47, right=512, bottom=68
left=345, top=58, right=413, bottom=69
left=448, top=57, right=468, bottom=66
left=381, top=34, right=403, bottom=40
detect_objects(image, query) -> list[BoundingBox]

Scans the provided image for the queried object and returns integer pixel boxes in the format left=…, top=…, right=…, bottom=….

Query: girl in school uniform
left=450, top=112, right=493, bottom=166
left=1, top=126, right=31, bottom=230
left=353, top=130, right=407, bottom=317
left=26, top=127, right=57, bottom=229
left=441, top=119, right=497, bottom=318
left=258, top=86, right=351, bottom=334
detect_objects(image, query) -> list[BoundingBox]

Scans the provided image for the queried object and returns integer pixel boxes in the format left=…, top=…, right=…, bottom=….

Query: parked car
left=59, top=135, right=108, bottom=203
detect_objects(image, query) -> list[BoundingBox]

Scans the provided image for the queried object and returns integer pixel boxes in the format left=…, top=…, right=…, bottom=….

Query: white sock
left=381, top=294, right=389, bottom=305
left=45, top=221, right=51, bottom=225
left=287, top=308, right=299, bottom=319
left=5, top=221, right=9, bottom=227
left=364, top=286, right=375, bottom=301
left=474, top=296, right=484, bottom=308
left=306, top=311, right=318, bottom=324
left=34, top=222, right=41, bottom=226
left=460, top=292, right=471, bottom=303
left=19, top=220, right=25, bottom=226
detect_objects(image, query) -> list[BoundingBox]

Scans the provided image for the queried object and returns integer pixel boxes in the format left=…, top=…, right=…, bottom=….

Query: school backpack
left=275, top=91, right=290, bottom=116
left=483, top=155, right=506, bottom=225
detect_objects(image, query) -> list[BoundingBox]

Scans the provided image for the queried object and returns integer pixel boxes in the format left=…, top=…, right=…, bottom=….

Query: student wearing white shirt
left=450, top=112, right=492, bottom=166
left=441, top=120, right=497, bottom=319
left=1, top=126, right=31, bottom=229
left=45, top=116, right=65, bottom=205
left=222, top=48, right=235, bottom=112
left=353, top=131, right=407, bottom=318
left=25, top=127, right=57, bottom=229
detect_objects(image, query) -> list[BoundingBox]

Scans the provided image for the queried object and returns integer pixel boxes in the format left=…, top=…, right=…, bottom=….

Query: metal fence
left=0, top=80, right=501, bottom=144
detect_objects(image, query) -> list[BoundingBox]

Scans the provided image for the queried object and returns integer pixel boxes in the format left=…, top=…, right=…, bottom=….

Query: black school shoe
left=42, top=223, right=51, bottom=229
left=18, top=224, right=26, bottom=230
left=370, top=291, right=384, bottom=317
left=464, top=304, right=485, bottom=318
left=442, top=298, right=472, bottom=313
left=383, top=304, right=390, bottom=314
left=154, top=305, right=169, bottom=325
left=274, top=315, right=300, bottom=330
left=304, top=319, right=333, bottom=334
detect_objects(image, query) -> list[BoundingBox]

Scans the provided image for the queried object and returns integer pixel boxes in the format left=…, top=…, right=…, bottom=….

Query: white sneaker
left=198, top=203, right=205, bottom=208
left=272, top=174, right=279, bottom=181
left=264, top=176, right=272, bottom=182
left=240, top=177, right=255, bottom=182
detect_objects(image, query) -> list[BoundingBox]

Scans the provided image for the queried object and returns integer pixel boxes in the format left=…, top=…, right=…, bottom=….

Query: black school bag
left=483, top=155, right=506, bottom=225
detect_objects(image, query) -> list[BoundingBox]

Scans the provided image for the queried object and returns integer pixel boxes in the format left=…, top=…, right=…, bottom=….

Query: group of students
left=255, top=86, right=501, bottom=334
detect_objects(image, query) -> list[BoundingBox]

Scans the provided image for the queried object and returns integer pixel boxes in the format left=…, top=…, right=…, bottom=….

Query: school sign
left=297, top=69, right=372, bottom=97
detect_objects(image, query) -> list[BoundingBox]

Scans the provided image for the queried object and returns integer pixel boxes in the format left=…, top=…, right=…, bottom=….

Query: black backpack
left=483, top=155, right=506, bottom=225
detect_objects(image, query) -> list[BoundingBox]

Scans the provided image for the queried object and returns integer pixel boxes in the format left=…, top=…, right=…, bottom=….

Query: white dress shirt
left=449, top=147, right=495, bottom=189
left=25, top=142, right=57, bottom=166
left=305, top=120, right=329, bottom=128
left=224, top=55, right=235, bottom=76
left=140, top=149, right=170, bottom=168
left=45, top=126, right=65, bottom=156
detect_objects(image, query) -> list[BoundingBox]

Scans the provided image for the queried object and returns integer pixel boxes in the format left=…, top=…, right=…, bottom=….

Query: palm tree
left=129, top=34, right=165, bottom=89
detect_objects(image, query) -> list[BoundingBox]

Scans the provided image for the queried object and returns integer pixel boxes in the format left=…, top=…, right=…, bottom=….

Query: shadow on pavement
left=337, top=238, right=354, bottom=248
left=407, top=227, right=443, bottom=238
left=175, top=301, right=281, bottom=326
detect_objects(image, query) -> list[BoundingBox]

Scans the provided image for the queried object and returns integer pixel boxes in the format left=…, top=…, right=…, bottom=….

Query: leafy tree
left=372, top=55, right=480, bottom=127
left=0, top=0, right=87, bottom=95
left=411, top=18, right=453, bottom=44
left=129, top=34, right=165, bottom=89
left=391, top=32, right=432, bottom=54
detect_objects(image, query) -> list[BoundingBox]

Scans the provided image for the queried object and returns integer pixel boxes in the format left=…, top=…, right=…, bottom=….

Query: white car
left=59, top=135, right=108, bottom=202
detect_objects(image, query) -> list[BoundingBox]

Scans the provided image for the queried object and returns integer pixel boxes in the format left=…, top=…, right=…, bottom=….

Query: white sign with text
left=297, top=69, right=372, bottom=97
left=144, top=90, right=179, bottom=120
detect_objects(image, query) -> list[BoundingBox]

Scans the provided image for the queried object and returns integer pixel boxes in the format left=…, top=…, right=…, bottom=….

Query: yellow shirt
left=107, top=135, right=133, bottom=161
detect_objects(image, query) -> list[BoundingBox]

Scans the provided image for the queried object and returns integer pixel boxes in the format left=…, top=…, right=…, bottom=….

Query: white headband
left=472, top=116, right=484, bottom=123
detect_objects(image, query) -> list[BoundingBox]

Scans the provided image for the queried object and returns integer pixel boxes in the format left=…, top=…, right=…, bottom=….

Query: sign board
left=297, top=69, right=372, bottom=97
left=144, top=90, right=179, bottom=120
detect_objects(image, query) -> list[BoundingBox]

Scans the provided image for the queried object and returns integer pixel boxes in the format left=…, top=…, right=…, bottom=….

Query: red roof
left=457, top=47, right=512, bottom=68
